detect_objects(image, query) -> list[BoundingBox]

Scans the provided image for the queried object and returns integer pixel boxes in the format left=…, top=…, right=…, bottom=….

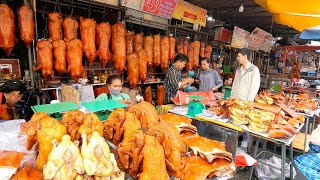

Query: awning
left=273, top=14, right=320, bottom=32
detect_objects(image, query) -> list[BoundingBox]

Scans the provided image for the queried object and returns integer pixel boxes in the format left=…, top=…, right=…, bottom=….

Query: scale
left=186, top=95, right=206, bottom=118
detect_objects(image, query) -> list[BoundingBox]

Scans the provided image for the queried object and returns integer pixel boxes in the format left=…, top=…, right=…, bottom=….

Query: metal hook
left=102, top=7, right=106, bottom=22
left=70, top=0, right=74, bottom=16
left=88, top=6, right=92, bottom=18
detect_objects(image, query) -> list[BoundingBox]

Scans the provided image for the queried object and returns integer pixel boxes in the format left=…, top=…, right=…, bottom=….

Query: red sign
left=142, top=0, right=177, bottom=19
left=220, top=28, right=233, bottom=43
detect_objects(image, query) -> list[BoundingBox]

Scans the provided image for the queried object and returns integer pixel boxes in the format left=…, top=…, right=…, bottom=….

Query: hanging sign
left=141, top=0, right=177, bottom=19
left=172, top=0, right=207, bottom=26
left=260, top=37, right=277, bottom=52
left=231, top=26, right=250, bottom=49
left=214, top=27, right=232, bottom=43
left=248, top=27, right=272, bottom=51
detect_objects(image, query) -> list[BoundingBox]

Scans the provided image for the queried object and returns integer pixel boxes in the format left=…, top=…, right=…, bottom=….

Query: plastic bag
left=310, top=125, right=320, bottom=146
left=255, top=156, right=296, bottom=180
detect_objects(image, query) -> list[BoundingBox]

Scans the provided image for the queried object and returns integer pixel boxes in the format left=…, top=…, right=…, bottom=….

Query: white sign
left=248, top=27, right=272, bottom=51
left=231, top=26, right=250, bottom=49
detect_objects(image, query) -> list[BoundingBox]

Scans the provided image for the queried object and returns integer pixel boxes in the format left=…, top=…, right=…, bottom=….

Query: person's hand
left=187, top=78, right=194, bottom=84
left=212, top=86, right=218, bottom=91
left=194, top=80, right=200, bottom=84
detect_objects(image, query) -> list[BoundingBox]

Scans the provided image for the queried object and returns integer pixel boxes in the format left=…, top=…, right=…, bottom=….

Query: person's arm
left=247, top=67, right=261, bottom=101
left=212, top=71, right=223, bottom=91
left=179, top=78, right=194, bottom=89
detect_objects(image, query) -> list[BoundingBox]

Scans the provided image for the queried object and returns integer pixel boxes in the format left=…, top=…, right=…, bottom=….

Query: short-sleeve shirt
left=95, top=93, right=130, bottom=101
left=164, top=65, right=182, bottom=104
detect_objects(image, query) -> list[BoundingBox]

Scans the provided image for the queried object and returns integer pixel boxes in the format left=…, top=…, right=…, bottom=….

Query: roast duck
left=127, top=53, right=139, bottom=87
left=96, top=22, right=112, bottom=68
left=52, top=40, right=67, bottom=75
left=156, top=85, right=165, bottom=106
left=134, top=32, right=143, bottom=52
left=176, top=38, right=184, bottom=55
left=183, top=39, right=189, bottom=56
left=144, top=86, right=153, bottom=104
left=204, top=44, right=213, bottom=60
left=80, top=17, right=97, bottom=64
left=143, top=36, right=154, bottom=67
left=126, top=31, right=135, bottom=54
left=63, top=16, right=78, bottom=43
left=34, top=40, right=53, bottom=80
left=137, top=49, right=148, bottom=84
left=48, top=12, right=63, bottom=41
left=186, top=42, right=194, bottom=71
left=200, top=42, right=205, bottom=57
left=160, top=36, right=169, bottom=72
left=66, top=39, right=84, bottom=81
left=153, top=34, right=161, bottom=67
left=18, top=5, right=34, bottom=47
left=111, top=23, right=126, bottom=75
left=0, top=4, right=15, bottom=56
left=169, top=36, right=176, bottom=61
left=193, top=40, right=200, bottom=68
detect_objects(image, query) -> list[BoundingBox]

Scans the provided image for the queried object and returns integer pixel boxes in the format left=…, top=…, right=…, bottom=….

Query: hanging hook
left=88, top=6, right=92, bottom=18
left=2, top=0, right=6, bottom=4
left=102, top=7, right=106, bottom=22
left=42, top=8, right=48, bottom=39
left=70, top=0, right=74, bottom=16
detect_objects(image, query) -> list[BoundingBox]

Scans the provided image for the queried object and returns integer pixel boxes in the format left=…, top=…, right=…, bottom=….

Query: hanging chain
left=42, top=8, right=48, bottom=39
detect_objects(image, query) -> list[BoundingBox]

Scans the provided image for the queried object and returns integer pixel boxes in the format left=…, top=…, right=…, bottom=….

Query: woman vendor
left=196, top=57, right=223, bottom=92
left=0, top=80, right=26, bottom=120
left=96, top=75, right=133, bottom=106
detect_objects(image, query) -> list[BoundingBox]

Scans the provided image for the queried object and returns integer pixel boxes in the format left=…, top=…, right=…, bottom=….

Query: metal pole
left=281, top=144, right=286, bottom=180
left=290, top=143, right=293, bottom=180
left=31, top=0, right=39, bottom=90
left=27, top=48, right=35, bottom=88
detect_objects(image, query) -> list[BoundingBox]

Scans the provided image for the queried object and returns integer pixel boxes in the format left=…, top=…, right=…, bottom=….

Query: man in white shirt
left=231, top=48, right=260, bottom=102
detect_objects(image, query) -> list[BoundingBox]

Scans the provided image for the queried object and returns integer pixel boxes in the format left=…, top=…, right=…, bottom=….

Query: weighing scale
left=186, top=95, right=206, bottom=118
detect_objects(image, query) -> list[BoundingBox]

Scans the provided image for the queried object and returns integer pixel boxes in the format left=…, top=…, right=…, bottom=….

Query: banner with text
left=141, top=0, right=177, bottom=19
left=231, top=26, right=250, bottom=49
left=172, top=0, right=207, bottom=26
left=248, top=27, right=272, bottom=51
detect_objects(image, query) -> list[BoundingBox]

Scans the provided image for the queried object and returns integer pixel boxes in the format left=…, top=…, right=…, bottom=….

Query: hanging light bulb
left=239, top=4, right=244, bottom=12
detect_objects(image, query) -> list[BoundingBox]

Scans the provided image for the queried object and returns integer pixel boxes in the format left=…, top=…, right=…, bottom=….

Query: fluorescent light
left=186, top=36, right=190, bottom=39
left=207, top=16, right=213, bottom=21
left=239, top=4, right=244, bottom=13
left=169, top=33, right=173, bottom=36
left=276, top=37, right=282, bottom=40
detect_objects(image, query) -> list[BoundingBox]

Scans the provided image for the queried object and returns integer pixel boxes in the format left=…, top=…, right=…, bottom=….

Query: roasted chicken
left=18, top=5, right=34, bottom=47
left=52, top=40, right=67, bottom=75
left=134, top=33, right=143, bottom=52
left=36, top=117, right=67, bottom=170
left=63, top=16, right=78, bottom=43
left=160, top=36, right=169, bottom=72
left=34, top=39, right=53, bottom=80
left=143, top=36, right=154, bottom=67
left=80, top=17, right=97, bottom=64
left=139, top=135, right=169, bottom=180
left=111, top=23, right=126, bottom=75
left=137, top=49, right=148, bottom=84
left=156, top=85, right=164, bottom=106
left=78, top=113, right=104, bottom=138
left=127, top=53, right=139, bottom=87
left=61, top=110, right=86, bottom=141
left=104, top=108, right=126, bottom=145
left=144, top=86, right=153, bottom=104
left=10, top=165, right=42, bottom=180
left=66, top=39, right=83, bottom=81
left=169, top=36, right=176, bottom=61
left=96, top=22, right=112, bottom=68
left=43, top=134, right=84, bottom=180
left=0, top=4, right=15, bottom=56
left=128, top=101, right=159, bottom=128
left=153, top=34, right=161, bottom=67
left=0, top=150, right=25, bottom=180
left=48, top=12, right=63, bottom=41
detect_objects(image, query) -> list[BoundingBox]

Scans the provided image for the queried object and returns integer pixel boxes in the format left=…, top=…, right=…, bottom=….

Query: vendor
left=231, top=48, right=260, bottom=102
left=164, top=53, right=194, bottom=104
left=218, top=74, right=233, bottom=93
left=96, top=75, right=133, bottom=106
left=196, top=57, right=223, bottom=92
left=0, top=80, right=26, bottom=120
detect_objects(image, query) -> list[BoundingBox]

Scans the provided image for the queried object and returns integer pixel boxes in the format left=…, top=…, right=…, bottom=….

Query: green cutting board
left=31, top=102, right=79, bottom=114
left=81, top=100, right=127, bottom=112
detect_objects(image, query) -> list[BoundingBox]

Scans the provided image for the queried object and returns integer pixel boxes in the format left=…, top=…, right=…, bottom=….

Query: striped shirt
left=164, top=65, right=182, bottom=104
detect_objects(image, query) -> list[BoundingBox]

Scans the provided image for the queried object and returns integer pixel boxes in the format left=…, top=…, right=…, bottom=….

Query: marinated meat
left=34, top=40, right=53, bottom=80
left=176, top=38, right=184, bottom=55
left=204, top=44, right=213, bottom=60
left=66, top=39, right=83, bottom=81
left=137, top=49, right=148, bottom=84
left=127, top=53, right=139, bottom=87
left=134, top=32, right=143, bottom=52
left=200, top=42, right=205, bottom=57
left=126, top=31, right=135, bottom=54
left=186, top=43, right=194, bottom=71
left=144, top=86, right=153, bottom=104
left=183, top=39, right=188, bottom=56
left=111, top=23, right=126, bottom=75
left=160, top=36, right=169, bottom=72
left=169, top=36, right=176, bottom=61
left=52, top=40, right=67, bottom=75
left=156, top=85, right=164, bottom=106
left=48, top=12, right=63, bottom=41
left=96, top=22, right=112, bottom=68
left=80, top=17, right=97, bottom=64
left=18, top=5, right=34, bottom=47
left=143, top=36, right=154, bottom=67
left=193, top=41, right=200, bottom=68
left=153, top=34, right=161, bottom=67
left=0, top=4, right=15, bottom=56
left=63, top=16, right=78, bottom=43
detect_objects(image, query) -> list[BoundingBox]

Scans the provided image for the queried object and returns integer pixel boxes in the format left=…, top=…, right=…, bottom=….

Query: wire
left=42, top=8, right=48, bottom=39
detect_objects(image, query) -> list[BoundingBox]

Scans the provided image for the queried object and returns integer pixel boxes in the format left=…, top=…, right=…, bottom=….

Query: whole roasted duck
left=134, top=33, right=143, bottom=52
left=80, top=17, right=97, bottom=64
left=34, top=39, right=53, bottom=80
left=52, top=40, right=67, bottom=75
left=66, top=39, right=83, bottom=81
left=137, top=49, right=148, bottom=84
left=0, top=4, right=15, bottom=56
left=160, top=36, right=169, bottom=72
left=156, top=85, right=165, bottom=106
left=144, top=86, right=153, bottom=104
left=96, top=22, right=112, bottom=67
left=63, top=16, right=78, bottom=43
left=126, top=31, right=135, bottom=54
left=169, top=36, right=176, bottom=61
left=127, top=53, right=139, bottom=87
left=143, top=36, right=154, bottom=67
left=111, top=23, right=126, bottom=75
left=193, top=41, right=200, bottom=68
left=153, top=34, right=161, bottom=67
left=48, top=12, right=63, bottom=41
left=18, top=5, right=34, bottom=47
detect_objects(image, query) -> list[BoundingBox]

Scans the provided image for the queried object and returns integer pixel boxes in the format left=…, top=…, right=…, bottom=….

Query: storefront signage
left=214, top=27, right=233, bottom=43
left=248, top=27, right=272, bottom=51
left=260, top=36, right=277, bottom=52
left=141, top=0, right=177, bottom=19
left=172, top=0, right=207, bottom=26
left=231, top=26, right=250, bottom=49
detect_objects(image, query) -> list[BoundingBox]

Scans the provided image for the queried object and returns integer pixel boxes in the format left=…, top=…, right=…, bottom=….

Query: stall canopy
left=255, top=0, right=320, bottom=32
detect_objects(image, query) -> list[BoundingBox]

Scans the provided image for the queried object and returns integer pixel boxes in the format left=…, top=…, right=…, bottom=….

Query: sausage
left=160, top=36, right=169, bottom=72
left=0, top=4, right=15, bottom=56
left=200, top=42, right=205, bottom=58
left=96, top=22, right=111, bottom=68
left=183, top=39, right=188, bottom=56
left=127, top=53, right=139, bottom=87
left=111, top=23, right=126, bottom=75
left=66, top=39, right=83, bottom=81
left=63, top=16, right=78, bottom=43
left=143, top=36, right=154, bottom=67
left=186, top=43, right=194, bottom=71
left=80, top=17, right=97, bottom=64
left=34, top=40, right=53, bottom=80
left=193, top=41, right=200, bottom=68
left=48, top=12, right=63, bottom=41
left=204, top=44, right=213, bottom=60
left=144, top=86, right=153, bottom=104
left=137, top=49, right=148, bottom=84
left=153, top=34, right=161, bottom=67
left=126, top=31, right=135, bottom=54
left=18, top=5, right=34, bottom=47
left=134, top=33, right=143, bottom=52
left=169, top=36, right=176, bottom=61
left=156, top=85, right=165, bottom=106
left=52, top=40, right=67, bottom=75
